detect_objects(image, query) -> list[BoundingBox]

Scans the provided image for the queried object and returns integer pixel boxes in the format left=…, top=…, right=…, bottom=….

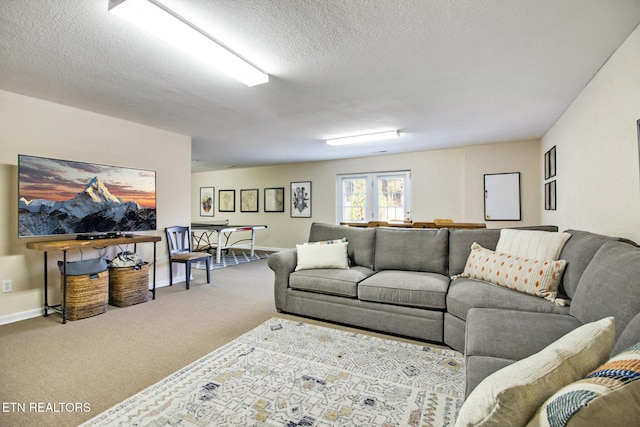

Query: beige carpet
left=0, top=256, right=444, bottom=427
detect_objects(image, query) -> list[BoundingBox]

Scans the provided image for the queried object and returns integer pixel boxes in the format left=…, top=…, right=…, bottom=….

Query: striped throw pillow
left=527, top=342, right=640, bottom=427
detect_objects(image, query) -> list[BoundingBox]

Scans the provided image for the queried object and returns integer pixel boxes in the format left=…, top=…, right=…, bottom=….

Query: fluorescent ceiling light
left=326, top=130, right=400, bottom=146
left=108, top=0, right=269, bottom=87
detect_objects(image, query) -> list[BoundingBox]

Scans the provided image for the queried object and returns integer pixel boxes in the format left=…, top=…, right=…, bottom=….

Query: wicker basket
left=108, top=263, right=150, bottom=307
left=61, top=271, right=109, bottom=321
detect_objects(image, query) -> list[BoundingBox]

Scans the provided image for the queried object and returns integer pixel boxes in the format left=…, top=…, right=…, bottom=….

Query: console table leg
left=43, top=252, right=48, bottom=317
left=152, top=242, right=157, bottom=300
left=62, top=250, right=67, bottom=324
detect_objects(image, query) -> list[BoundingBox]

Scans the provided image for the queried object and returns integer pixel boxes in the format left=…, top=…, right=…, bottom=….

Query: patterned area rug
left=81, top=317, right=465, bottom=426
left=193, top=251, right=269, bottom=270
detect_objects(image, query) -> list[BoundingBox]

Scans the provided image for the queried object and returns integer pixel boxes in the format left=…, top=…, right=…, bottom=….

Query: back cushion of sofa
left=448, top=226, right=559, bottom=277
left=374, top=228, right=448, bottom=275
left=559, top=229, right=616, bottom=299
left=612, top=311, right=640, bottom=355
left=570, top=240, right=640, bottom=343
left=448, top=228, right=501, bottom=276
left=308, top=223, right=376, bottom=269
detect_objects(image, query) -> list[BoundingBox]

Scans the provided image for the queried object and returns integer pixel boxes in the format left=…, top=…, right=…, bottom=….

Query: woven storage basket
left=61, top=271, right=109, bottom=321
left=108, top=263, right=149, bottom=307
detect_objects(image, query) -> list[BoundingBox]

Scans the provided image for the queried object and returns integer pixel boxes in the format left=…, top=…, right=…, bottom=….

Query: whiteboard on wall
left=484, top=172, right=521, bottom=221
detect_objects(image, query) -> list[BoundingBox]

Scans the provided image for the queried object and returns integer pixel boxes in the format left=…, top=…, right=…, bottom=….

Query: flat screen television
left=18, top=155, right=157, bottom=237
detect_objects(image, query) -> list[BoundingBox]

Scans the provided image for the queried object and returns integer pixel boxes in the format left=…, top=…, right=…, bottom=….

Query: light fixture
left=326, top=130, right=400, bottom=146
left=108, top=0, right=269, bottom=87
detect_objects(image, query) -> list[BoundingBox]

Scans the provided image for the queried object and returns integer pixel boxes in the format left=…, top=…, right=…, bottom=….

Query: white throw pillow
left=295, top=241, right=349, bottom=271
left=496, top=229, right=571, bottom=260
left=455, top=317, right=615, bottom=427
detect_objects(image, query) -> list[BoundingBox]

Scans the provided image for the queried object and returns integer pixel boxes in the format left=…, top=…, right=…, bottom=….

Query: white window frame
left=337, top=171, right=411, bottom=223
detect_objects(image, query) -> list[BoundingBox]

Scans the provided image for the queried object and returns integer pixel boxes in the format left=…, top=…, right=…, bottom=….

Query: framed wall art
left=544, top=146, right=556, bottom=180
left=264, top=187, right=285, bottom=212
left=200, top=187, right=214, bottom=217
left=240, top=188, right=259, bottom=212
left=218, top=189, right=235, bottom=212
left=291, top=181, right=311, bottom=218
left=545, top=180, right=557, bottom=211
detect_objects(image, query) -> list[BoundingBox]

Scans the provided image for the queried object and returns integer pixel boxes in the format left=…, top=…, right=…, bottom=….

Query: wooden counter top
left=26, top=234, right=162, bottom=252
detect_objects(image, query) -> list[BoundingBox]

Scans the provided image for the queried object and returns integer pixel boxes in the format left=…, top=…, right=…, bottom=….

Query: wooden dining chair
left=165, top=226, right=212, bottom=290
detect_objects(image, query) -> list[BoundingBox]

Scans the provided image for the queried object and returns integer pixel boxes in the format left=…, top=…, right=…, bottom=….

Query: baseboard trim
left=0, top=308, right=49, bottom=325
left=0, top=277, right=178, bottom=326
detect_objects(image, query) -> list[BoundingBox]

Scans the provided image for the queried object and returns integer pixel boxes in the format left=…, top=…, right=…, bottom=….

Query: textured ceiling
left=1, top=1, right=639, bottom=172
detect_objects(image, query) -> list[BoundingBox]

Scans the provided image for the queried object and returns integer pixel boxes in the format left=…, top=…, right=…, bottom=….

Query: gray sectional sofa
left=267, top=222, right=640, bottom=396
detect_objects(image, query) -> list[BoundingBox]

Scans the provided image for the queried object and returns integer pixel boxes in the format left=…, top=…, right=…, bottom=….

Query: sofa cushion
left=527, top=342, right=640, bottom=427
left=308, top=223, right=376, bottom=269
left=458, top=243, right=567, bottom=304
left=295, top=241, right=349, bottom=271
left=456, top=317, right=615, bottom=427
left=570, top=240, right=640, bottom=342
left=558, top=229, right=616, bottom=299
left=463, top=309, right=583, bottom=396
left=613, top=312, right=640, bottom=355
left=448, top=228, right=502, bottom=276
left=289, top=266, right=375, bottom=298
left=358, top=270, right=449, bottom=309
left=465, top=309, right=583, bottom=363
left=374, top=227, right=448, bottom=274
left=448, top=226, right=559, bottom=277
left=496, top=229, right=571, bottom=260
left=447, top=278, right=570, bottom=321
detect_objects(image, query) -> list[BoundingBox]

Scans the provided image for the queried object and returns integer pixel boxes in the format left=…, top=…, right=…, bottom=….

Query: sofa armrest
left=267, top=249, right=297, bottom=311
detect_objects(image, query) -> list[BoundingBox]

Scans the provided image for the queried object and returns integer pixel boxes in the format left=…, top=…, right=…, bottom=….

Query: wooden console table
left=26, top=234, right=161, bottom=324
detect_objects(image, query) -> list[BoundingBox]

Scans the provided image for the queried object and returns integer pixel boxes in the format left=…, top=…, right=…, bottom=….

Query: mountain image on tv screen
left=18, top=155, right=157, bottom=237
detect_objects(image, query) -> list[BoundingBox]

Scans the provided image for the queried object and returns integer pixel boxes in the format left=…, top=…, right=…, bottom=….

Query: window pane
left=378, top=177, right=405, bottom=221
left=342, top=178, right=367, bottom=221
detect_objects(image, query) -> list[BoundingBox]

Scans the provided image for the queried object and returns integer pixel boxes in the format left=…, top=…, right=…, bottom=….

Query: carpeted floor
left=0, top=258, right=277, bottom=427
left=81, top=317, right=464, bottom=426
left=0, top=257, right=452, bottom=427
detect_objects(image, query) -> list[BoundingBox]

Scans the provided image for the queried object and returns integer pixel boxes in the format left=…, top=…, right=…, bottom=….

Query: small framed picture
left=545, top=146, right=556, bottom=179
left=291, top=181, right=311, bottom=218
left=264, top=187, right=285, bottom=212
left=545, top=180, right=557, bottom=211
left=200, top=187, right=214, bottom=217
left=218, top=189, right=235, bottom=212
left=240, top=188, right=259, bottom=212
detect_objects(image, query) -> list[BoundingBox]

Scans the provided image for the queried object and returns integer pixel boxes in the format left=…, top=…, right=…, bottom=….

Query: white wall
left=0, top=90, right=191, bottom=323
left=192, top=139, right=541, bottom=249
left=541, top=25, right=640, bottom=243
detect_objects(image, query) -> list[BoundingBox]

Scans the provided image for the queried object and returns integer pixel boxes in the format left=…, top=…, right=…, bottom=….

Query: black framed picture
left=264, top=187, right=285, bottom=212
left=240, top=188, right=259, bottom=212
left=544, top=146, right=556, bottom=180
left=218, top=189, right=235, bottom=212
left=290, top=181, right=311, bottom=218
left=545, top=180, right=557, bottom=211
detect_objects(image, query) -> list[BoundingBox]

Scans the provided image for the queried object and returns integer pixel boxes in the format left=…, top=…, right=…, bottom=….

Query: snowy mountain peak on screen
left=62, top=177, right=123, bottom=217
left=82, top=177, right=122, bottom=204
left=19, top=176, right=155, bottom=236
